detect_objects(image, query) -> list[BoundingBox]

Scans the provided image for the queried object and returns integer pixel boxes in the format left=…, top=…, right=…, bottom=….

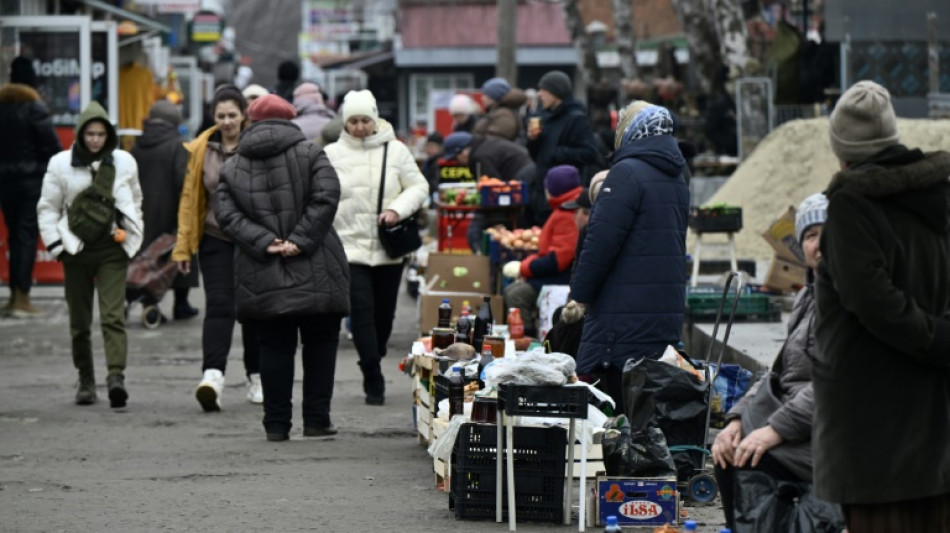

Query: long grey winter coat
left=213, top=119, right=350, bottom=321
left=727, top=283, right=816, bottom=481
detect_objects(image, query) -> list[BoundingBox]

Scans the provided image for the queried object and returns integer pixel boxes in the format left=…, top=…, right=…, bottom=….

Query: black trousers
left=252, top=313, right=342, bottom=434
left=0, top=176, right=42, bottom=292
left=348, top=262, right=403, bottom=398
left=198, top=235, right=259, bottom=376
left=714, top=453, right=799, bottom=530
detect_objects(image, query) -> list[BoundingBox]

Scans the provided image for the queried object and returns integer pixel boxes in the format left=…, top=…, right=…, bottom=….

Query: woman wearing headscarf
left=324, top=90, right=428, bottom=405
left=569, top=102, right=690, bottom=412
left=37, top=101, right=144, bottom=407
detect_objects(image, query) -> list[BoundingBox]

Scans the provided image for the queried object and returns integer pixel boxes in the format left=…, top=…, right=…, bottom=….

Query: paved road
left=0, top=279, right=725, bottom=532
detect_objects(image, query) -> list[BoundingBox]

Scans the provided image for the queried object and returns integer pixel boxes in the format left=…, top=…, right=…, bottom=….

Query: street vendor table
left=436, top=203, right=521, bottom=254
left=496, top=384, right=589, bottom=531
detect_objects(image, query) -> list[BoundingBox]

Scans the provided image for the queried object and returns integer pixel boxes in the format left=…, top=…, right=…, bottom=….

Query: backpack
left=67, top=164, right=116, bottom=243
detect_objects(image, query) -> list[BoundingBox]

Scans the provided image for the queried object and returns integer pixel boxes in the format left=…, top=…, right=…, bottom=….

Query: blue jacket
left=571, top=134, right=689, bottom=373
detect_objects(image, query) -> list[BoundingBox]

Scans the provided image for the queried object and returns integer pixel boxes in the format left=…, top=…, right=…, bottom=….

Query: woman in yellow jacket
left=171, top=85, right=260, bottom=412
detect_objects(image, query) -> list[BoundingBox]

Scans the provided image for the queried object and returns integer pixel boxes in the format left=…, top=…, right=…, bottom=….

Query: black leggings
left=348, top=262, right=403, bottom=397
left=198, top=235, right=259, bottom=377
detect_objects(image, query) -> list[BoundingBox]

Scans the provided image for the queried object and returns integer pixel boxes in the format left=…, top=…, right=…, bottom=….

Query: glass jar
left=431, top=328, right=456, bottom=350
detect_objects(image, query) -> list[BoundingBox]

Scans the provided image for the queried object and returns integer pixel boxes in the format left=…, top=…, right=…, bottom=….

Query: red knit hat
left=248, top=94, right=297, bottom=121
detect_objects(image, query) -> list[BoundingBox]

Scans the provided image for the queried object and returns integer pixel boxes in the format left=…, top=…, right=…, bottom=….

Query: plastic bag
left=733, top=470, right=845, bottom=533
left=709, top=362, right=753, bottom=417
left=427, top=414, right=468, bottom=462
left=601, top=415, right=676, bottom=477
left=483, top=350, right=575, bottom=388
left=623, top=357, right=709, bottom=479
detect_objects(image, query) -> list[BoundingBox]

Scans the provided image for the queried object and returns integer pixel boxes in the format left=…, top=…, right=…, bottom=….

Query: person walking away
left=0, top=56, right=62, bottom=317
left=501, top=165, right=581, bottom=336
left=568, top=102, right=689, bottom=412
left=171, top=85, right=262, bottom=411
left=292, top=82, right=336, bottom=143
left=441, top=131, right=535, bottom=252
left=525, top=70, right=601, bottom=226
left=420, top=132, right=444, bottom=203
left=711, top=193, right=843, bottom=531
left=130, top=100, right=198, bottom=320
left=213, top=94, right=350, bottom=441
left=324, top=90, right=429, bottom=405
left=474, top=77, right=527, bottom=142
left=813, top=80, right=950, bottom=531
left=37, top=101, right=144, bottom=407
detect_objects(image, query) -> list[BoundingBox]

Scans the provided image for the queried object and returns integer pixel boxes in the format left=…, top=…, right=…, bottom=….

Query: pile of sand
left=688, top=118, right=950, bottom=262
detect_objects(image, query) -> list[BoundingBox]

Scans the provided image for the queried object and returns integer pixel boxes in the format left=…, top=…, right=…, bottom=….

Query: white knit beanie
left=449, top=94, right=477, bottom=115
left=795, top=193, right=829, bottom=243
left=829, top=80, right=900, bottom=164
left=342, top=89, right=378, bottom=122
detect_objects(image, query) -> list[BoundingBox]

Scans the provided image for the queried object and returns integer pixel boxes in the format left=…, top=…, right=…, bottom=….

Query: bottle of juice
left=507, top=307, right=524, bottom=339
left=438, top=298, right=452, bottom=328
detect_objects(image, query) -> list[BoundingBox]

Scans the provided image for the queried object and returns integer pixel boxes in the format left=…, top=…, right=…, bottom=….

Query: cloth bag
left=127, top=233, right=178, bottom=298
left=376, top=142, right=421, bottom=258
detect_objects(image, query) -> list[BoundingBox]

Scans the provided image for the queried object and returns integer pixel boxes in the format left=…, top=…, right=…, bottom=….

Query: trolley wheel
left=687, top=473, right=718, bottom=503
left=142, top=305, right=163, bottom=329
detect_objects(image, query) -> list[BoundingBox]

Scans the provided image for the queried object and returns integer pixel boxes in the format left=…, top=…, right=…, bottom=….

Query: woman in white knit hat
left=323, top=90, right=429, bottom=405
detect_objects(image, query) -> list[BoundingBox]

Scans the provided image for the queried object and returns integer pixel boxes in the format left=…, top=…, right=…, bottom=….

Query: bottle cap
left=442, top=298, right=450, bottom=304
left=605, top=515, right=618, bottom=526
left=684, top=520, right=698, bottom=530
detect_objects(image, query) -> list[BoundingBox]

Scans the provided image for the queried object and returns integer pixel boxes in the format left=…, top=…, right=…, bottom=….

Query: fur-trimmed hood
left=0, top=83, right=41, bottom=104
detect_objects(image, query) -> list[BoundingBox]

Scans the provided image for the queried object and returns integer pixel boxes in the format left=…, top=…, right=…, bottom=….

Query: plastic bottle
left=507, top=307, right=524, bottom=339
left=455, top=302, right=473, bottom=345
left=604, top=515, right=622, bottom=532
left=719, top=529, right=732, bottom=533
left=438, top=298, right=453, bottom=328
left=684, top=520, right=698, bottom=531
left=471, top=296, right=493, bottom=352
left=448, top=364, right=464, bottom=418
left=477, top=343, right=493, bottom=388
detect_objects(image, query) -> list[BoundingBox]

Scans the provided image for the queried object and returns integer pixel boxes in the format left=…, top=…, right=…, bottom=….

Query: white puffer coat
left=37, top=149, right=144, bottom=258
left=324, top=119, right=428, bottom=266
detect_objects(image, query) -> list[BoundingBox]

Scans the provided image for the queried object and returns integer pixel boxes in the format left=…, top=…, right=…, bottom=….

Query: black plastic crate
left=452, top=423, right=566, bottom=473
left=689, top=206, right=743, bottom=233
left=497, top=384, right=589, bottom=418
left=449, top=469, right=564, bottom=522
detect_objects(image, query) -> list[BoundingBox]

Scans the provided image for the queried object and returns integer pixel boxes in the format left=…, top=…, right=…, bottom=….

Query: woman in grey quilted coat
left=213, top=94, right=350, bottom=442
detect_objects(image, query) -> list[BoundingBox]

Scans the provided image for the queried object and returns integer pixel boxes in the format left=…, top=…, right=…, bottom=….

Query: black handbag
left=376, top=142, right=421, bottom=258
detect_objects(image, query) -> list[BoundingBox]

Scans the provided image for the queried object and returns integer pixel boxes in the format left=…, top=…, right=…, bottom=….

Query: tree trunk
left=713, top=0, right=749, bottom=76
left=561, top=0, right=601, bottom=88
left=496, top=0, right=518, bottom=84
left=612, top=0, right=638, bottom=82
left=670, top=0, right=724, bottom=94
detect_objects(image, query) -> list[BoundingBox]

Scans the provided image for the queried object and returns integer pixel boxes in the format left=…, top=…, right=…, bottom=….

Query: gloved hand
left=560, top=300, right=587, bottom=324
left=502, top=260, right=522, bottom=279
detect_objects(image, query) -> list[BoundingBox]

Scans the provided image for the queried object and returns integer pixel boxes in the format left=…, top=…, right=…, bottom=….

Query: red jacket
left=521, top=186, right=582, bottom=282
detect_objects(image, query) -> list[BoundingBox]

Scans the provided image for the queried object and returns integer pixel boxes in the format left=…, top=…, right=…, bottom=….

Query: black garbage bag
left=601, top=415, right=676, bottom=477
left=734, top=470, right=846, bottom=533
left=623, top=357, right=709, bottom=479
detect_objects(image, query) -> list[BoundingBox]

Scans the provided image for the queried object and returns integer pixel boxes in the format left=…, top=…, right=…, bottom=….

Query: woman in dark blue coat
left=569, top=101, right=689, bottom=412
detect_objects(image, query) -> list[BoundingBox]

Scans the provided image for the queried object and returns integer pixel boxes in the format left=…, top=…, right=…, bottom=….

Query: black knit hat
left=10, top=56, right=37, bottom=88
left=538, top=70, right=572, bottom=100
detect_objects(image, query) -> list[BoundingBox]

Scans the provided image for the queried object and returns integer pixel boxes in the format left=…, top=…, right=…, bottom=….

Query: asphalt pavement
left=0, top=276, right=725, bottom=532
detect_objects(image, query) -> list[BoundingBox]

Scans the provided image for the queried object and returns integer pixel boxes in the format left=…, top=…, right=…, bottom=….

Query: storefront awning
left=78, top=0, right=171, bottom=34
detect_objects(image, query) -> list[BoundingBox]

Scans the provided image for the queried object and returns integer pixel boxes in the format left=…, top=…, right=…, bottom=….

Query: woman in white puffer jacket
left=324, top=90, right=428, bottom=406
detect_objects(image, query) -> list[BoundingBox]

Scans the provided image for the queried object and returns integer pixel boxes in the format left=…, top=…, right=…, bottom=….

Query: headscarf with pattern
left=615, top=101, right=675, bottom=149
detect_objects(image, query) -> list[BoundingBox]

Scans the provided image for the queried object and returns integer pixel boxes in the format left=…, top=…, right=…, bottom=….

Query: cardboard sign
left=596, top=477, right=679, bottom=527
left=764, top=255, right=808, bottom=294
left=761, top=206, right=806, bottom=264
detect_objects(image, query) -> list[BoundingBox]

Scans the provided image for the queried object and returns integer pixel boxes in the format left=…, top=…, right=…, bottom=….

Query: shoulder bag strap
left=376, top=142, right=389, bottom=216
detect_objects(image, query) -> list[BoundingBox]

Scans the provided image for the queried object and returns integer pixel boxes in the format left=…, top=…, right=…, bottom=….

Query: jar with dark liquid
left=431, top=328, right=456, bottom=350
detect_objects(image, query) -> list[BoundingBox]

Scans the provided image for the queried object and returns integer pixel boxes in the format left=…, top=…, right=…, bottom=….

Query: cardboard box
left=764, top=255, right=809, bottom=294
left=425, top=253, right=491, bottom=293
left=418, top=292, right=504, bottom=335
left=762, top=206, right=806, bottom=263
left=596, top=476, right=679, bottom=527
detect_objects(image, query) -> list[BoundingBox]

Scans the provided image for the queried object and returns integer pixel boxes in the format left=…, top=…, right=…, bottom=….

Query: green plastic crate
left=686, top=292, right=779, bottom=322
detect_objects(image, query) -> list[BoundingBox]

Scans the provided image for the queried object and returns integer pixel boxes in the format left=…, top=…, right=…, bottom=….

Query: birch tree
left=612, top=0, right=639, bottom=82
left=561, top=0, right=601, bottom=86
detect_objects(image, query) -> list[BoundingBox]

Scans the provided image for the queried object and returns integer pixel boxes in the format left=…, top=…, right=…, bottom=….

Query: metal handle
left=704, top=271, right=745, bottom=383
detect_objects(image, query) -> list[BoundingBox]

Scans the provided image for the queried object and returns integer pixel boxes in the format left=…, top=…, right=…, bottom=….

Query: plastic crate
left=480, top=182, right=527, bottom=207
left=497, top=384, right=589, bottom=418
left=452, top=423, right=567, bottom=473
left=688, top=206, right=743, bottom=233
left=686, top=292, right=781, bottom=322
left=449, top=469, right=564, bottom=522
left=437, top=208, right=474, bottom=253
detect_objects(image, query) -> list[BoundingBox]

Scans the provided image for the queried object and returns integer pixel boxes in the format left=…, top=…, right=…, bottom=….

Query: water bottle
left=604, top=515, right=622, bottom=532
left=720, top=529, right=732, bottom=533
left=684, top=520, right=698, bottom=531
left=438, top=298, right=452, bottom=328
left=448, top=364, right=464, bottom=418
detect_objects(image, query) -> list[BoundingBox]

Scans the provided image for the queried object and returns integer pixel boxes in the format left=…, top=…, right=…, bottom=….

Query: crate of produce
left=449, top=468, right=564, bottom=522
left=497, top=384, right=589, bottom=418
left=686, top=290, right=780, bottom=322
left=689, top=205, right=743, bottom=233
left=452, top=423, right=567, bottom=473
left=480, top=180, right=526, bottom=207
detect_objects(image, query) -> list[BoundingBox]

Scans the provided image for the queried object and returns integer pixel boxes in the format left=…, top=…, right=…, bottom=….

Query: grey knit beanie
left=829, top=80, right=900, bottom=164
left=538, top=70, right=572, bottom=100
left=795, top=193, right=828, bottom=244
left=148, top=100, right=182, bottom=126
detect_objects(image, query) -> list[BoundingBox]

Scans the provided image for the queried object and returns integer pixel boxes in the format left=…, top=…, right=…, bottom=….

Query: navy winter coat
left=571, top=134, right=689, bottom=373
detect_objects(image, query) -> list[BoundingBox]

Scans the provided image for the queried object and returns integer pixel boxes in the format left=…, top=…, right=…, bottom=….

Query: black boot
left=107, top=373, right=128, bottom=408
left=173, top=288, right=199, bottom=320
left=75, top=371, right=97, bottom=405
left=359, top=361, right=385, bottom=405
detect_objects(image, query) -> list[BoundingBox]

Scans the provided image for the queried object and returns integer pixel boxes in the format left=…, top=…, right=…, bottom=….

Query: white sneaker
left=195, top=369, right=224, bottom=412
left=246, top=373, right=263, bottom=404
